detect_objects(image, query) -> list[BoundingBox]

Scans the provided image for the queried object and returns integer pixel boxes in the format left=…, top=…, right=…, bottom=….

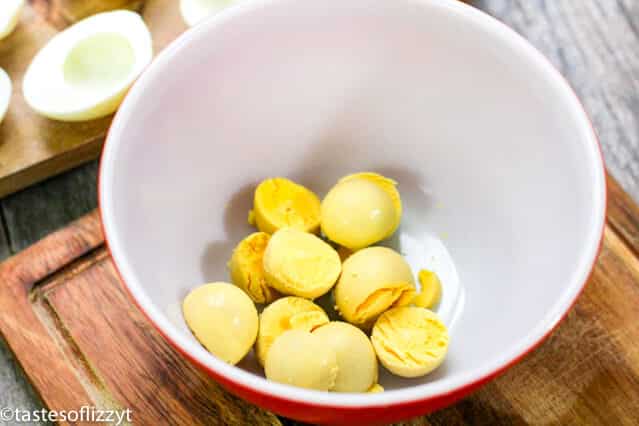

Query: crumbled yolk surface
left=334, top=246, right=415, bottom=329
left=252, top=178, right=321, bottom=234
left=229, top=232, right=280, bottom=304
left=185, top=172, right=453, bottom=391
left=371, top=307, right=449, bottom=378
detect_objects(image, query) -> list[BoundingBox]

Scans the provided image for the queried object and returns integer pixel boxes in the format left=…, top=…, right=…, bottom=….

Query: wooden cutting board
left=0, top=174, right=637, bottom=426
left=0, top=0, right=186, bottom=198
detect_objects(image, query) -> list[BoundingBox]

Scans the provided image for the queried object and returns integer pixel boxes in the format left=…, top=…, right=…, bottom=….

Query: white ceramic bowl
left=99, top=0, right=606, bottom=423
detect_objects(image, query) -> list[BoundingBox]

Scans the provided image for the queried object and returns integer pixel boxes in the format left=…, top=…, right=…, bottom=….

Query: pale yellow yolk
left=368, top=384, right=384, bottom=393
left=265, top=330, right=338, bottom=391
left=228, top=232, right=280, bottom=304
left=313, top=322, right=378, bottom=392
left=64, top=32, right=135, bottom=92
left=22, top=10, right=152, bottom=122
left=339, top=172, right=402, bottom=234
left=371, top=307, right=449, bottom=378
left=321, top=178, right=396, bottom=250
left=182, top=282, right=258, bottom=365
left=263, top=228, right=341, bottom=299
left=334, top=246, right=415, bottom=329
left=414, top=269, right=442, bottom=309
left=255, top=296, right=329, bottom=366
left=252, top=178, right=321, bottom=234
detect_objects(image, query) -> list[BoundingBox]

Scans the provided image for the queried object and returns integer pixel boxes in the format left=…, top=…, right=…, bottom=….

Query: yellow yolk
left=263, top=228, right=341, bottom=299
left=413, top=269, right=442, bottom=309
left=368, top=384, right=384, bottom=393
left=182, top=282, right=258, bottom=365
left=251, top=177, right=321, bottom=234
left=371, top=307, right=449, bottom=378
left=313, top=321, right=378, bottom=392
left=334, top=246, right=415, bottom=329
left=265, top=330, right=338, bottom=391
left=321, top=178, right=396, bottom=250
left=228, top=232, right=280, bottom=304
left=339, top=172, right=402, bottom=232
left=255, top=296, right=329, bottom=365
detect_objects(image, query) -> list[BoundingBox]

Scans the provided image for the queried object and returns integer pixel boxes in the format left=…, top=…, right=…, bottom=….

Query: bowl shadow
left=199, top=182, right=257, bottom=283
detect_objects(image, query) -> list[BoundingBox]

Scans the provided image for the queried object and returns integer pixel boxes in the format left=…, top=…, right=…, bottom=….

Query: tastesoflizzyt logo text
left=0, top=406, right=132, bottom=425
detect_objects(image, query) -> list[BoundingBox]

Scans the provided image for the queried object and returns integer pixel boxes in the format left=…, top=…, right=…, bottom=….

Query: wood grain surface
left=475, top=0, right=639, bottom=203
left=0, top=3, right=109, bottom=198
left=0, top=175, right=636, bottom=425
left=0, top=212, right=281, bottom=426
left=0, top=0, right=186, bottom=198
left=55, top=0, right=145, bottom=22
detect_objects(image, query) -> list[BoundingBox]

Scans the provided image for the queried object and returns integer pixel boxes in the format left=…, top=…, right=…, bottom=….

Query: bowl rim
left=98, top=0, right=607, bottom=409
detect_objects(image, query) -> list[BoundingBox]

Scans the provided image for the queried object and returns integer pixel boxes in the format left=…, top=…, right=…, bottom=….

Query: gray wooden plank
left=0, top=165, right=97, bottom=426
left=0, top=165, right=99, bottom=425
left=1, top=161, right=98, bottom=253
left=0, top=219, right=45, bottom=426
left=0, top=340, right=47, bottom=426
left=0, top=217, right=10, bottom=262
left=476, top=0, right=639, bottom=202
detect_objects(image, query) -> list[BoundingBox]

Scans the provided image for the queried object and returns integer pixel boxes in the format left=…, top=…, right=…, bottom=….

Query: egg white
left=180, top=0, right=235, bottom=27
left=0, top=68, right=11, bottom=124
left=22, top=10, right=152, bottom=122
left=0, top=0, right=24, bottom=40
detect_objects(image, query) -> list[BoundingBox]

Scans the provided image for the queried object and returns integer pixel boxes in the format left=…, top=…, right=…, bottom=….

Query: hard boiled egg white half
left=0, top=68, right=11, bottom=124
left=0, top=0, right=24, bottom=40
left=180, top=0, right=236, bottom=27
left=23, top=10, right=152, bottom=122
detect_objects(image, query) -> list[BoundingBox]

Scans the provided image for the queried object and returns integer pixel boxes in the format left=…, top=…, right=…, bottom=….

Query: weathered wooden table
left=0, top=1, right=637, bottom=424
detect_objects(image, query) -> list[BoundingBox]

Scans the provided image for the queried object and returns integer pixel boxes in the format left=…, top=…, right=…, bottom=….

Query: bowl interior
left=100, top=0, right=605, bottom=404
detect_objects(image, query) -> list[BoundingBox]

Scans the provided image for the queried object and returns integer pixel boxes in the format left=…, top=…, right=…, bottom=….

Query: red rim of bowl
left=97, top=0, right=608, bottom=413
